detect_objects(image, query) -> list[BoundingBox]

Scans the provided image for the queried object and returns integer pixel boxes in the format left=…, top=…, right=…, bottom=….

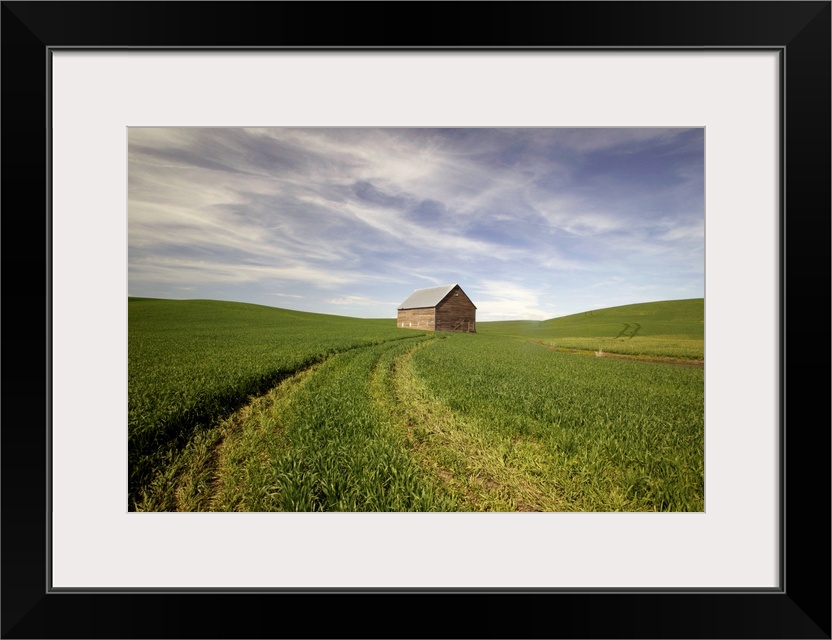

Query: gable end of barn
left=396, top=284, right=476, bottom=333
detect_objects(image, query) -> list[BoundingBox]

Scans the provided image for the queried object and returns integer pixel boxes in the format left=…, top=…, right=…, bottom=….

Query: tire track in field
left=374, top=339, right=568, bottom=512
left=133, top=358, right=327, bottom=511
left=133, top=334, right=432, bottom=511
left=153, top=338, right=424, bottom=511
left=614, top=322, right=641, bottom=339
left=614, top=323, right=631, bottom=338
left=204, top=361, right=324, bottom=511
left=178, top=335, right=438, bottom=511
left=160, top=360, right=324, bottom=511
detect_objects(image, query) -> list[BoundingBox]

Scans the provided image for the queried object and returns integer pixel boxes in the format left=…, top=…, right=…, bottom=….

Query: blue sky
left=128, top=127, right=704, bottom=321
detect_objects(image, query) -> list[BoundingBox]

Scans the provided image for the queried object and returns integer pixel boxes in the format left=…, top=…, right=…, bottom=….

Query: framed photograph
left=3, top=2, right=829, bottom=638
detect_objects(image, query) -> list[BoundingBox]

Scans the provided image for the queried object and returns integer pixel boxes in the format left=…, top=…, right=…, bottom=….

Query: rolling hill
left=479, top=298, right=704, bottom=360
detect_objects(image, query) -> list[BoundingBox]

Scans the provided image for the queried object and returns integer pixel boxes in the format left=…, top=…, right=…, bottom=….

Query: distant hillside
left=479, top=299, right=704, bottom=360
left=127, top=297, right=399, bottom=328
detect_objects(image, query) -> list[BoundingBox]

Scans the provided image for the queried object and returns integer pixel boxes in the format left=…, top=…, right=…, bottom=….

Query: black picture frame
left=2, top=2, right=829, bottom=638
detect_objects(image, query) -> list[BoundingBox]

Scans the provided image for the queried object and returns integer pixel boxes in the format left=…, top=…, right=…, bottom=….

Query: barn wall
left=397, top=307, right=436, bottom=330
left=435, top=288, right=476, bottom=333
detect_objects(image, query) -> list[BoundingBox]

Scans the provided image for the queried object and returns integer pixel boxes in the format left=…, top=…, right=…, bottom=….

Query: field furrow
left=129, top=298, right=429, bottom=510
left=158, top=336, right=457, bottom=511
left=134, top=359, right=327, bottom=511
left=374, top=339, right=567, bottom=511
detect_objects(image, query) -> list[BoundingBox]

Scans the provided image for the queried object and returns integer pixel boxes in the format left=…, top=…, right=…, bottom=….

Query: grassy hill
left=128, top=297, right=703, bottom=512
left=480, top=298, right=704, bottom=360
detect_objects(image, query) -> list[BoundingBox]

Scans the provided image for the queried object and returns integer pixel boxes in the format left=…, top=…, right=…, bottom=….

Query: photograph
left=128, top=126, right=705, bottom=513
left=2, top=0, right=828, bottom=636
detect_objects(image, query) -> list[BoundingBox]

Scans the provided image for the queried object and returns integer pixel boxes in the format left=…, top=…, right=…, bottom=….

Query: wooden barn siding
left=397, top=307, right=436, bottom=329
left=435, top=289, right=476, bottom=333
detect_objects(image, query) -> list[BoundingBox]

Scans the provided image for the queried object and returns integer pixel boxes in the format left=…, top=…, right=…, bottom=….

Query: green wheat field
left=129, top=297, right=704, bottom=512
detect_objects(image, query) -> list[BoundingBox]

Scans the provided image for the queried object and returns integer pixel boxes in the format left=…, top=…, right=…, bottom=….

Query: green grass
left=129, top=296, right=704, bottom=512
left=480, top=298, right=704, bottom=360
left=209, top=337, right=457, bottom=511
left=407, top=334, right=704, bottom=511
left=128, top=297, right=420, bottom=509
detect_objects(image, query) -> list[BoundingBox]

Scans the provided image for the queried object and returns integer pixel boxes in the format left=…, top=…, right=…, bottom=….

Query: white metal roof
left=398, top=284, right=463, bottom=310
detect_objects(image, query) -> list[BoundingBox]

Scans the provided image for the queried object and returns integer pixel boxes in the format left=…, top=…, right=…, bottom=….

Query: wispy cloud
left=472, top=281, right=556, bottom=321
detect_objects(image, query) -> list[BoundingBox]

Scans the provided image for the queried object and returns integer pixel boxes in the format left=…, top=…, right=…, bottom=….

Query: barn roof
left=398, top=284, right=474, bottom=310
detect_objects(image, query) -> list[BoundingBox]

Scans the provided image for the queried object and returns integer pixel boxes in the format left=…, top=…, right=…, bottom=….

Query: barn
left=397, top=284, right=477, bottom=333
